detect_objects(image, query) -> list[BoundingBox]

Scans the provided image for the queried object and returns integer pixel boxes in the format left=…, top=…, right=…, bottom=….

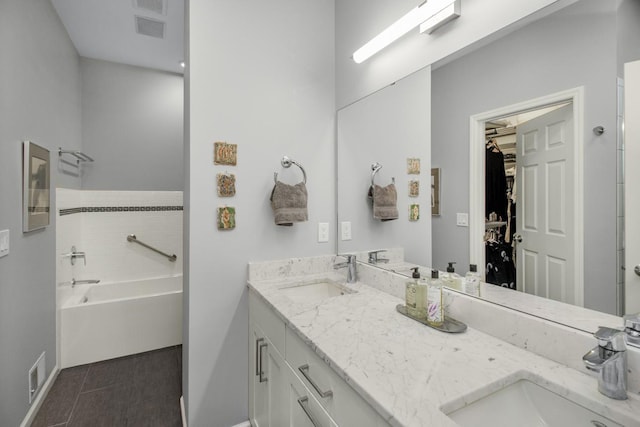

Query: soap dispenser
left=426, top=269, right=444, bottom=326
left=406, top=267, right=425, bottom=318
left=463, top=264, right=481, bottom=297
left=442, top=262, right=462, bottom=291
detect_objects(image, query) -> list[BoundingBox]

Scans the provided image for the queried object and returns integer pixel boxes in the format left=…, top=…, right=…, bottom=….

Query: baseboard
left=20, top=365, right=59, bottom=427
left=180, top=395, right=187, bottom=427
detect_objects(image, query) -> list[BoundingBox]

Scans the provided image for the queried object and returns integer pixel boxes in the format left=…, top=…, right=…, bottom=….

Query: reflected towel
left=368, top=183, right=398, bottom=221
left=270, top=181, right=308, bottom=226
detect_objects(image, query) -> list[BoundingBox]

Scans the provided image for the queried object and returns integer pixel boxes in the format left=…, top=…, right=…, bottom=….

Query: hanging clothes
left=485, top=144, right=508, bottom=221
left=485, top=242, right=516, bottom=289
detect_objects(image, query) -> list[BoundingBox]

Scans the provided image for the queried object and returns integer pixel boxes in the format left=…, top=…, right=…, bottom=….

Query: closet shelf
left=485, top=221, right=507, bottom=230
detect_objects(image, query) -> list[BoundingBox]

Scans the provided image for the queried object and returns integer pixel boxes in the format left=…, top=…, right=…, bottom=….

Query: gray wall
left=432, top=0, right=619, bottom=313
left=617, top=0, right=640, bottom=73
left=337, top=68, right=432, bottom=267
left=0, top=0, right=82, bottom=425
left=187, top=0, right=335, bottom=425
left=81, top=58, right=184, bottom=191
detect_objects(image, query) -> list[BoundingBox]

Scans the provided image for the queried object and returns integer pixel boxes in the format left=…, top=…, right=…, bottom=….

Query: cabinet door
left=249, top=322, right=268, bottom=427
left=265, top=340, right=288, bottom=426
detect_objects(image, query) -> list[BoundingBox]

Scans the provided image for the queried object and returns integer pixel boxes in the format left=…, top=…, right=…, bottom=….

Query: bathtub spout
left=70, top=278, right=100, bottom=288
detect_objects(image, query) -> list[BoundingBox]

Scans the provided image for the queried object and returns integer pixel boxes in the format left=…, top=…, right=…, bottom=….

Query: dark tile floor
left=32, top=346, right=182, bottom=427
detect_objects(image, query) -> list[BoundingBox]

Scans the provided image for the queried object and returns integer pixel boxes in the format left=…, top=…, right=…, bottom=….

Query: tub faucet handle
left=62, top=246, right=86, bottom=266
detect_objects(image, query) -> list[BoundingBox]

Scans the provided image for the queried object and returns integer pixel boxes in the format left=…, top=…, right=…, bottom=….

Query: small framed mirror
left=23, top=141, right=50, bottom=232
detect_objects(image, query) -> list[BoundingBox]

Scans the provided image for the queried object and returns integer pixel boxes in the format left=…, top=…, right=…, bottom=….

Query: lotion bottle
left=442, top=262, right=462, bottom=291
left=405, top=267, right=424, bottom=318
left=426, top=269, right=444, bottom=326
left=463, top=264, right=481, bottom=297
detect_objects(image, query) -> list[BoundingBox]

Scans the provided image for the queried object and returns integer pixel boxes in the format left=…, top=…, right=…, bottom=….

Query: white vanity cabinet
left=249, top=292, right=390, bottom=427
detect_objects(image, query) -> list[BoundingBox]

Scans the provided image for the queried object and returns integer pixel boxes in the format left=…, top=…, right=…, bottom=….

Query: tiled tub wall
left=56, top=189, right=183, bottom=285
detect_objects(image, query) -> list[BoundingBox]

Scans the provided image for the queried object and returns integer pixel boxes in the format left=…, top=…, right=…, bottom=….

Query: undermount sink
left=445, top=379, right=622, bottom=427
left=279, top=280, right=355, bottom=303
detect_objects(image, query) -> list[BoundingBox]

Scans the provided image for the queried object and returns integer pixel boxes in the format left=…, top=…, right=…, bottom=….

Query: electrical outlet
left=341, top=221, right=352, bottom=241
left=456, top=213, right=469, bottom=227
left=318, top=222, right=329, bottom=243
left=0, top=229, right=9, bottom=258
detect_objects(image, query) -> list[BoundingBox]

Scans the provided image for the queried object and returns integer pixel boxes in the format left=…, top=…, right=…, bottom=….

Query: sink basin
left=279, top=280, right=354, bottom=303
left=446, top=379, right=622, bottom=427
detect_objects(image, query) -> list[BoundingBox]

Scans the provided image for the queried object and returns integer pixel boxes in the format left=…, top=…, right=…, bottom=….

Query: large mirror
left=337, top=0, right=640, bottom=326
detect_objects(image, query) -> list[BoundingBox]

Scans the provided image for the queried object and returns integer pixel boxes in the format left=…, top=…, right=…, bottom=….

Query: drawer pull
left=297, top=396, right=320, bottom=427
left=255, top=338, right=264, bottom=376
left=259, top=343, right=268, bottom=383
left=299, top=364, right=333, bottom=398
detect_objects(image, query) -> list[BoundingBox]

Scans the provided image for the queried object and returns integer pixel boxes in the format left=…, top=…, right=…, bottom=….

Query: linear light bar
left=353, top=0, right=457, bottom=64
left=419, top=0, right=460, bottom=34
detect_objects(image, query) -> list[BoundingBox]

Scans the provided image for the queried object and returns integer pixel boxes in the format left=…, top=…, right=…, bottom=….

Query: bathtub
left=61, top=275, right=182, bottom=368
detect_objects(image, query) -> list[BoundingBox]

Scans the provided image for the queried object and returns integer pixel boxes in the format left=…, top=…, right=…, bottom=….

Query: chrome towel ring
left=273, top=156, right=307, bottom=184
left=371, top=162, right=394, bottom=187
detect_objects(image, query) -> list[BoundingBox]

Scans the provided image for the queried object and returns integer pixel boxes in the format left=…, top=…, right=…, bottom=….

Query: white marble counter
left=248, top=256, right=640, bottom=427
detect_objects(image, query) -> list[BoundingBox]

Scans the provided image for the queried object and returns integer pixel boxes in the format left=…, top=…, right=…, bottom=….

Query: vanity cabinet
left=249, top=292, right=390, bottom=427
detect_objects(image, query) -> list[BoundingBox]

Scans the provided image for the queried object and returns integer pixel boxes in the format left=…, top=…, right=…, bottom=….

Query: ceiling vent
left=135, top=16, right=165, bottom=39
left=133, top=0, right=167, bottom=15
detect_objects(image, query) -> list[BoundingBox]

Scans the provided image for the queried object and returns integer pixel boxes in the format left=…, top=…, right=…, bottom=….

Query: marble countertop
left=248, top=260, right=640, bottom=427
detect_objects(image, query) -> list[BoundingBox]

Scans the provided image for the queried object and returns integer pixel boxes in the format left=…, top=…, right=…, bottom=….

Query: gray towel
left=270, top=181, right=308, bottom=226
left=368, top=184, right=398, bottom=221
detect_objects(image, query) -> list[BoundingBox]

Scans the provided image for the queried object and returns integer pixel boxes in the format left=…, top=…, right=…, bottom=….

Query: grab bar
left=126, top=234, right=177, bottom=262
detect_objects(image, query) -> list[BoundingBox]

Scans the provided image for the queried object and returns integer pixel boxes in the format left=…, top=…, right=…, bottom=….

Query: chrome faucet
left=582, top=326, right=627, bottom=400
left=624, top=313, right=640, bottom=348
left=334, top=254, right=357, bottom=283
left=368, top=250, right=389, bottom=264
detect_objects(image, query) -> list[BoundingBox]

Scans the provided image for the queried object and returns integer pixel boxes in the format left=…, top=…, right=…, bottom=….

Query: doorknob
left=513, top=234, right=523, bottom=243
left=635, top=265, right=640, bottom=277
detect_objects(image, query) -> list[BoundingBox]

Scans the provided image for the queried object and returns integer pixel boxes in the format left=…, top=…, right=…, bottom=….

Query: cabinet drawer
left=249, top=292, right=285, bottom=355
left=286, top=327, right=389, bottom=427
left=288, top=364, right=338, bottom=427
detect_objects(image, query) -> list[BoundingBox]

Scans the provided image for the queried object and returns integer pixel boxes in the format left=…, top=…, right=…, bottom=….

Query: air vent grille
left=135, top=16, right=165, bottom=39
left=133, top=0, right=166, bottom=15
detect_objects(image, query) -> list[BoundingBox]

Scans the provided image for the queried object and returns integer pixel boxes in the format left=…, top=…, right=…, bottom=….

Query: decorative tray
left=396, top=304, right=467, bottom=334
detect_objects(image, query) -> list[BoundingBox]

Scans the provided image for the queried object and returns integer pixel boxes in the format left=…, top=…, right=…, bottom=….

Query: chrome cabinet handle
left=255, top=338, right=264, bottom=376
left=297, top=396, right=320, bottom=427
left=258, top=343, right=268, bottom=383
left=298, top=364, right=333, bottom=398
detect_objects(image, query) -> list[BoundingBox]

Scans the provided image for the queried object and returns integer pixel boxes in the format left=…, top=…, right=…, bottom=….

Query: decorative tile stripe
left=59, top=206, right=183, bottom=216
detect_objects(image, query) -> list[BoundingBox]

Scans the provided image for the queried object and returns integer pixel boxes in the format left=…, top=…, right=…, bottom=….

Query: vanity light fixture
left=352, top=0, right=459, bottom=64
left=419, top=0, right=460, bottom=34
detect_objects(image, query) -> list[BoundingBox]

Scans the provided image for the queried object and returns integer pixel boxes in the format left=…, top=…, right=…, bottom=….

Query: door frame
left=468, top=87, right=585, bottom=306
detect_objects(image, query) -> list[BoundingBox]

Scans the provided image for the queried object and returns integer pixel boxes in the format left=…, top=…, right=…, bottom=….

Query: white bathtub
left=61, top=275, right=183, bottom=368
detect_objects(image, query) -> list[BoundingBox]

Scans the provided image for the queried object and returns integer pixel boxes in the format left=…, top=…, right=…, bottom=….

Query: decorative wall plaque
left=217, top=206, right=236, bottom=230
left=214, top=142, right=237, bottom=166
left=409, top=204, right=420, bottom=221
left=409, top=180, right=420, bottom=197
left=217, top=173, right=236, bottom=197
left=407, top=158, right=420, bottom=175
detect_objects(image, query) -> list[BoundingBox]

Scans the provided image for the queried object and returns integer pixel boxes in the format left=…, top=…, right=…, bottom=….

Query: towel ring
left=371, top=162, right=394, bottom=187
left=273, top=156, right=307, bottom=184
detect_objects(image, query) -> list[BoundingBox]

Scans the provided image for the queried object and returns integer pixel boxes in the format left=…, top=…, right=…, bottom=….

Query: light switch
left=0, top=230, right=9, bottom=258
left=456, top=213, right=469, bottom=227
left=318, top=222, right=329, bottom=243
left=341, top=221, right=352, bottom=241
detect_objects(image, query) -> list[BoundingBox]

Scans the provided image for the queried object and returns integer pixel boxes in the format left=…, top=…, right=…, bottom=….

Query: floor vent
left=135, top=16, right=165, bottom=39
left=133, top=0, right=167, bottom=15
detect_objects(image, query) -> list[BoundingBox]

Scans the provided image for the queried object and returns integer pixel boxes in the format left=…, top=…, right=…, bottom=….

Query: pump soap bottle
left=406, top=267, right=425, bottom=318
left=442, top=262, right=462, bottom=291
left=426, top=269, right=444, bottom=326
left=463, top=264, right=481, bottom=297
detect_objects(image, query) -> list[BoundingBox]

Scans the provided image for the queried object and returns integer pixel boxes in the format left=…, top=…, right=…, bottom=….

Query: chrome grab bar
left=126, top=234, right=177, bottom=262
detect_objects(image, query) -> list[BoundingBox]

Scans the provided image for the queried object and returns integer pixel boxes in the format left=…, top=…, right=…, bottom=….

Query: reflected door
left=625, top=60, right=640, bottom=315
left=516, top=103, right=577, bottom=304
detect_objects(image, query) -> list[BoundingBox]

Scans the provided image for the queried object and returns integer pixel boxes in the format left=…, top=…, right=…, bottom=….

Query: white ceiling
left=51, top=0, right=185, bottom=74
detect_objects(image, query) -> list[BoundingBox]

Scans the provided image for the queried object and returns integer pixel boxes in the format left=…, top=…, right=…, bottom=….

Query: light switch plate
left=456, top=213, right=469, bottom=227
left=341, top=221, right=352, bottom=241
left=318, top=222, right=329, bottom=243
left=0, top=230, right=9, bottom=258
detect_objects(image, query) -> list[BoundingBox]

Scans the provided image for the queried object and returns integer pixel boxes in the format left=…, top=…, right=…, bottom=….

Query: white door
left=515, top=103, right=577, bottom=304
left=625, top=60, right=640, bottom=314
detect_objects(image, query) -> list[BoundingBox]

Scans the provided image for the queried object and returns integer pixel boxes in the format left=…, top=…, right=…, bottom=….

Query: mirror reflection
left=337, top=0, right=640, bottom=320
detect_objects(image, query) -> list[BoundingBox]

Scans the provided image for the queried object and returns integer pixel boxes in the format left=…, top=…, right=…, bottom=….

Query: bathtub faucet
left=70, top=278, right=100, bottom=288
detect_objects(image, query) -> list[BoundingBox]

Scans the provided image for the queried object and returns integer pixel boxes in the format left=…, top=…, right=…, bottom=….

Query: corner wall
left=186, top=1, right=335, bottom=425
left=0, top=0, right=82, bottom=425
